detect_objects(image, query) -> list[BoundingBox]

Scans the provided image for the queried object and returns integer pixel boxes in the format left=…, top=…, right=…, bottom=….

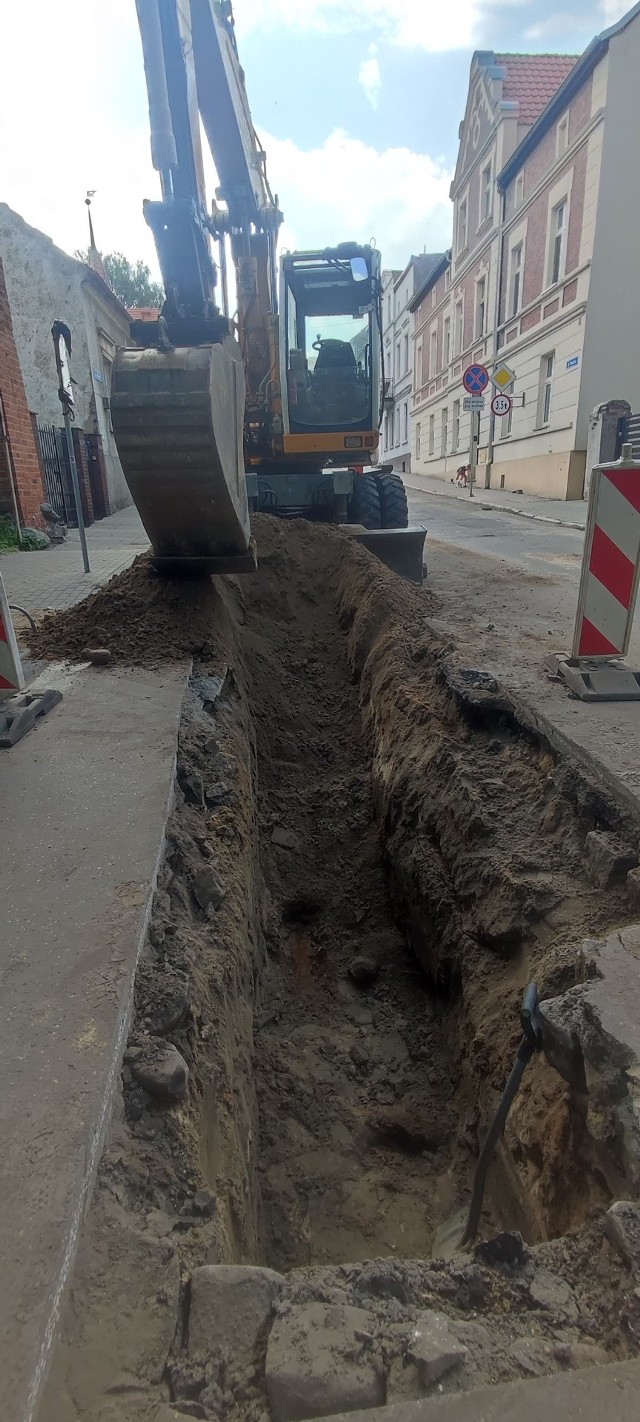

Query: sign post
left=549, top=444, right=640, bottom=699
left=462, top=366, right=489, bottom=500
left=51, top=321, right=90, bottom=575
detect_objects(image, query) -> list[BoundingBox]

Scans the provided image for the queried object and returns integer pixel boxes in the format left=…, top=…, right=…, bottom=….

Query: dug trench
left=41, top=516, right=640, bottom=1422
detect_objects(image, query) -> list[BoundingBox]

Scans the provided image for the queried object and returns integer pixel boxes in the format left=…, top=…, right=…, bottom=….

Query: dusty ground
left=40, top=517, right=640, bottom=1422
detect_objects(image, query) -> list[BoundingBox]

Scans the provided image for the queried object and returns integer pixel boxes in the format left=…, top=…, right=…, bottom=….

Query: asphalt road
left=409, top=491, right=584, bottom=584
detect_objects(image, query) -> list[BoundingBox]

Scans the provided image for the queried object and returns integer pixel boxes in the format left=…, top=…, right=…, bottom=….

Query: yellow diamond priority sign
left=491, top=362, right=516, bottom=391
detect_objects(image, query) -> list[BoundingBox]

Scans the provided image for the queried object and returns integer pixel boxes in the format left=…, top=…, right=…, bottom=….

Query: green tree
left=75, top=249, right=163, bottom=308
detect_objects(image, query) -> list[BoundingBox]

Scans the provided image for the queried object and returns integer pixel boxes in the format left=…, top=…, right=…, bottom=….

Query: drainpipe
left=0, top=391, right=24, bottom=546
left=486, top=186, right=506, bottom=488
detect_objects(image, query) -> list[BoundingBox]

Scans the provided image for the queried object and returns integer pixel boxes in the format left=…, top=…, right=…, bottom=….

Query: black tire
left=349, top=472, right=381, bottom=529
left=376, top=473, right=409, bottom=528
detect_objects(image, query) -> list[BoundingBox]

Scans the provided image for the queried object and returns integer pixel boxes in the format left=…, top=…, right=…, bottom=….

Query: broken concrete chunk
left=585, top=830, right=638, bottom=888
left=528, top=1270, right=578, bottom=1322
left=192, top=866, right=226, bottom=912
left=192, top=1188, right=217, bottom=1217
left=407, top=1309, right=467, bottom=1385
left=188, top=1264, right=284, bottom=1365
left=265, top=1303, right=384, bottom=1421
left=509, top=1338, right=552, bottom=1377
left=271, top=824, right=302, bottom=851
left=603, top=1200, right=640, bottom=1268
left=130, top=1041, right=189, bottom=1103
left=348, top=955, right=380, bottom=987
left=145, top=1209, right=175, bottom=1238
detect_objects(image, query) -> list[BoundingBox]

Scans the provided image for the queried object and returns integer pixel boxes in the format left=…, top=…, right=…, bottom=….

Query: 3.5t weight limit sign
left=462, top=363, right=489, bottom=395
left=491, top=393, right=512, bottom=417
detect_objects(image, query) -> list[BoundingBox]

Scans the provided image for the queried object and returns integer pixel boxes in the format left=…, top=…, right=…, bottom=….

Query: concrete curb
left=404, top=484, right=586, bottom=531
left=0, top=660, right=190, bottom=1422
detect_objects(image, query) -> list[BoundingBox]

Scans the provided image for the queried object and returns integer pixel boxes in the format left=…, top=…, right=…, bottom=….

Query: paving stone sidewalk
left=0, top=504, right=148, bottom=613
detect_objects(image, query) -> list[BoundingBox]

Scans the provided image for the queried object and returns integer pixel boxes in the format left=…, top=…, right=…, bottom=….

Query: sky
left=0, top=0, right=632, bottom=281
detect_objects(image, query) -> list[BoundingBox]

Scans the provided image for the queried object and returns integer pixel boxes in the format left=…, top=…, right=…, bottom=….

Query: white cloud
left=599, top=0, right=632, bottom=19
left=0, top=0, right=158, bottom=269
left=258, top=128, right=453, bottom=267
left=359, top=44, right=381, bottom=107
left=235, top=0, right=484, bottom=52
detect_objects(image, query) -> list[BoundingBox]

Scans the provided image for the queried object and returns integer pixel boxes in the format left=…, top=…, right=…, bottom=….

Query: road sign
left=491, top=392, right=512, bottom=417
left=462, top=363, right=489, bottom=395
left=490, top=361, right=516, bottom=391
left=463, top=395, right=485, bottom=412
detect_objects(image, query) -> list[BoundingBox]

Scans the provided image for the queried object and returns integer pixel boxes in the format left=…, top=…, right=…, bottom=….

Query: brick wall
left=0, top=257, right=44, bottom=527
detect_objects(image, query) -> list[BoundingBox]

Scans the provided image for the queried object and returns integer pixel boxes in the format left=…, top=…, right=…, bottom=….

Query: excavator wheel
left=376, top=473, right=409, bottom=529
left=349, top=472, right=381, bottom=529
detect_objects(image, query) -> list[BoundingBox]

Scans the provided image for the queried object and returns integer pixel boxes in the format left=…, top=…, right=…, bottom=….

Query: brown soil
left=42, top=516, right=640, bottom=1422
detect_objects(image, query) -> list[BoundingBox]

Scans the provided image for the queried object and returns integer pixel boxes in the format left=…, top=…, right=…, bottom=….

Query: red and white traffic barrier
left=573, top=454, right=640, bottom=659
left=0, top=572, right=24, bottom=699
left=551, top=446, right=640, bottom=699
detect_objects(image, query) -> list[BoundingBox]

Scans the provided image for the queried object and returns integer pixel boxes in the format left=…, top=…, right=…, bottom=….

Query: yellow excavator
left=111, top=0, right=426, bottom=581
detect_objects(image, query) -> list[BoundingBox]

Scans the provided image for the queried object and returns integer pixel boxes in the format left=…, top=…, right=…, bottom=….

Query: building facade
left=0, top=205, right=132, bottom=512
left=381, top=255, right=442, bottom=474
left=410, top=4, right=640, bottom=501
left=0, top=257, right=46, bottom=528
left=410, top=51, right=577, bottom=495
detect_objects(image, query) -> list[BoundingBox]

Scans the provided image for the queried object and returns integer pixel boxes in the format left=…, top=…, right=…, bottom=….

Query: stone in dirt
left=205, top=779, right=231, bottom=807
left=192, top=865, right=226, bottom=911
left=188, top=1264, right=285, bottom=1366
left=603, top=1200, right=640, bottom=1268
left=145, top=1209, right=175, bottom=1238
left=509, top=1337, right=553, bottom=1377
left=475, top=1231, right=527, bottom=1266
left=348, top=955, right=379, bottom=987
left=271, top=824, right=302, bottom=851
left=192, top=1188, right=217, bottom=1217
left=179, top=770, right=205, bottom=808
left=407, top=1309, right=468, bottom=1385
left=584, top=830, right=638, bottom=888
left=553, top=1341, right=609, bottom=1369
left=528, top=1270, right=579, bottom=1321
left=130, top=1041, right=189, bottom=1103
left=80, top=646, right=113, bottom=665
left=265, top=1302, right=384, bottom=1421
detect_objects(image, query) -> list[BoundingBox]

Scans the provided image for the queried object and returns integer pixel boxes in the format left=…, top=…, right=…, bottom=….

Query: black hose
left=9, top=604, right=37, bottom=633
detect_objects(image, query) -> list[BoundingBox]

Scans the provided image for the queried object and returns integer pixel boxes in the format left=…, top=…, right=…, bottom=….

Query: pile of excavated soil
left=42, top=515, right=640, bottom=1422
left=27, top=553, right=227, bottom=666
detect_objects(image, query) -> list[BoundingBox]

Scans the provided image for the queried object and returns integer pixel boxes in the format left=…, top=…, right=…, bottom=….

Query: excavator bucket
left=344, top=526, right=427, bottom=585
left=111, top=340, right=256, bottom=575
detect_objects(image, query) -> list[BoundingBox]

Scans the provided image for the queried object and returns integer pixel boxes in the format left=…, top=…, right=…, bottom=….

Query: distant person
left=455, top=465, right=469, bottom=487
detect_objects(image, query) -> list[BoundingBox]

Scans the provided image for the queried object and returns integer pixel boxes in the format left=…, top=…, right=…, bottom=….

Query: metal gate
left=616, top=412, right=640, bottom=460
left=35, top=421, right=77, bottom=525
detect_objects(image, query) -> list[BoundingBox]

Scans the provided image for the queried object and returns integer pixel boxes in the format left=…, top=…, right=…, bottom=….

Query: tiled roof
left=495, top=54, right=579, bottom=125
left=127, top=306, right=161, bottom=320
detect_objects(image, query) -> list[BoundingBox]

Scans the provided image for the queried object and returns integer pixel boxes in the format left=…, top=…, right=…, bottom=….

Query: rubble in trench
left=38, top=516, right=640, bottom=1422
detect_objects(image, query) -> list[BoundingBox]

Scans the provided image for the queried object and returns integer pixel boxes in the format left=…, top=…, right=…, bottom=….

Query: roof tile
left=495, top=53, right=579, bottom=125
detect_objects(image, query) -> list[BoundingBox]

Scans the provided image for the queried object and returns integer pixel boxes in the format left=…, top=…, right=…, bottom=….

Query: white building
left=381, top=254, right=443, bottom=475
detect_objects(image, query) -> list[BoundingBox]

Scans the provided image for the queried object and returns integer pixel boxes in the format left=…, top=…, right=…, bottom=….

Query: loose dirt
left=41, top=516, right=640, bottom=1422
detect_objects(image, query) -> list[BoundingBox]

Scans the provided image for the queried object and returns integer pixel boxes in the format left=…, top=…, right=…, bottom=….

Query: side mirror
left=350, top=256, right=368, bottom=282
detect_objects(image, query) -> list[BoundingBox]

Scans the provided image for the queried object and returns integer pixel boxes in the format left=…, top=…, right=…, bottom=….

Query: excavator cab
left=279, top=244, right=381, bottom=463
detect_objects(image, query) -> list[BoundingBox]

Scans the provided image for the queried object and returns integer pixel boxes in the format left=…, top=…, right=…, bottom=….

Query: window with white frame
left=510, top=243, right=523, bottom=317
left=480, top=160, right=493, bottom=223
left=387, top=293, right=392, bottom=325
left=515, top=172, right=525, bottom=209
left=428, top=414, right=435, bottom=455
left=384, top=412, right=390, bottom=449
left=417, top=342, right=423, bottom=386
left=457, top=196, right=468, bottom=253
left=395, top=340, right=401, bottom=379
left=454, top=299, right=464, bottom=356
left=452, top=398, right=460, bottom=451
left=416, top=421, right=421, bottom=459
left=403, top=333, right=409, bottom=373
left=500, top=405, right=513, bottom=438
left=443, top=316, right=451, bottom=367
left=549, top=200, right=567, bottom=285
left=430, top=327, right=438, bottom=378
left=403, top=402, right=408, bottom=444
left=556, top=113, right=569, bottom=158
left=475, top=275, right=487, bottom=338
left=441, top=407, right=448, bottom=456
left=538, top=352, right=555, bottom=425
